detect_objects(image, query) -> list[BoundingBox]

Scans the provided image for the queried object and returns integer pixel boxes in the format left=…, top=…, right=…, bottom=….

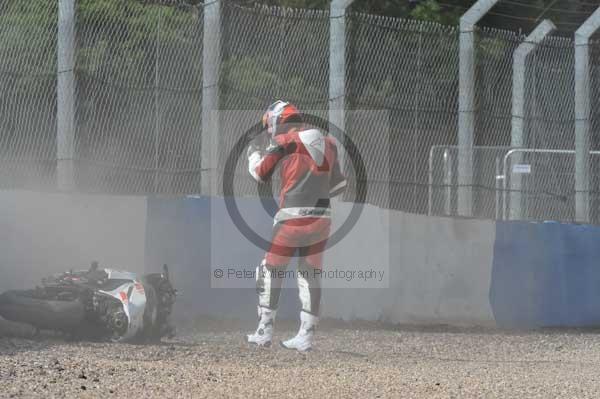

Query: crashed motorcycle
left=0, top=262, right=176, bottom=342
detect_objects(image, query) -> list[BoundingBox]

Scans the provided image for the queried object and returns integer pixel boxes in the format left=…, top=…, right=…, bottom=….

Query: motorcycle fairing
left=98, top=269, right=147, bottom=341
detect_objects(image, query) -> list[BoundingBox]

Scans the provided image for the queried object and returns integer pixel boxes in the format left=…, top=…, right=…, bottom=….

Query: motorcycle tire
left=0, top=290, right=85, bottom=331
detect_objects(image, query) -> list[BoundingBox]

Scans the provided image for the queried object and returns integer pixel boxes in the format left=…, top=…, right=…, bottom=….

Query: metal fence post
left=495, top=155, right=502, bottom=220
left=574, top=7, right=600, bottom=223
left=201, top=0, right=221, bottom=197
left=443, top=149, right=453, bottom=216
left=154, top=9, right=163, bottom=194
left=458, top=0, right=498, bottom=217
left=413, top=24, right=423, bottom=212
left=329, top=0, right=353, bottom=168
left=428, top=145, right=438, bottom=216
left=57, top=0, right=75, bottom=192
left=509, top=20, right=555, bottom=220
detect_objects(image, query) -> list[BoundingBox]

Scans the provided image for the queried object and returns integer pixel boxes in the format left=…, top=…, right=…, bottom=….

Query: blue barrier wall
left=491, top=221, right=600, bottom=328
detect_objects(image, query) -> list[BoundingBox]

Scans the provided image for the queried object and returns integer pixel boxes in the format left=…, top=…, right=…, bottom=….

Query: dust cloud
left=0, top=190, right=147, bottom=292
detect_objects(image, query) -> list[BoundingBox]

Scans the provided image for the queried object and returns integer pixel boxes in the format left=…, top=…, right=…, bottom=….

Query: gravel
left=2, top=319, right=600, bottom=398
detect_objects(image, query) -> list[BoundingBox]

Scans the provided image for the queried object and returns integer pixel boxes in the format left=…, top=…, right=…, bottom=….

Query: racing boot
left=246, top=306, right=276, bottom=347
left=280, top=311, right=318, bottom=352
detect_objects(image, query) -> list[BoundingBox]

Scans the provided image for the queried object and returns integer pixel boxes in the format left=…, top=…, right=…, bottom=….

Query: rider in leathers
left=246, top=101, right=346, bottom=351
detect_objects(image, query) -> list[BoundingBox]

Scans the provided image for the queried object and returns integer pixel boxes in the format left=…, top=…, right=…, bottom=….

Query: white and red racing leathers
left=248, top=127, right=346, bottom=268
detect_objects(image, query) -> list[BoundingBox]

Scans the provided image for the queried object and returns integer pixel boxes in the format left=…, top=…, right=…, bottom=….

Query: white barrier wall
left=0, top=191, right=147, bottom=291
left=146, top=197, right=498, bottom=326
left=323, top=203, right=496, bottom=326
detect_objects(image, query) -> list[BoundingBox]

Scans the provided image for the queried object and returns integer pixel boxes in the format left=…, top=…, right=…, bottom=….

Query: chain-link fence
left=0, top=0, right=203, bottom=195
left=1, top=0, right=600, bottom=223
left=218, top=3, right=329, bottom=199
left=0, top=0, right=58, bottom=191
left=74, top=0, right=203, bottom=194
left=346, top=15, right=459, bottom=212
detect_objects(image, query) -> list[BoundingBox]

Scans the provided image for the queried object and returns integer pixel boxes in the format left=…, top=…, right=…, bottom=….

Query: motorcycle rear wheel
left=0, top=290, right=85, bottom=331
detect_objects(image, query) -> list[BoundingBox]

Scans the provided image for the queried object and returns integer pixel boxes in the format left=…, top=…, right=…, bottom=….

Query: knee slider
left=297, top=262, right=321, bottom=315
left=256, top=260, right=286, bottom=310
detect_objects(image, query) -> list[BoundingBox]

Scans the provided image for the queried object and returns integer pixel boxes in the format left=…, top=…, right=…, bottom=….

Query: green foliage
left=477, top=36, right=511, bottom=60
left=221, top=54, right=324, bottom=109
left=259, top=0, right=327, bottom=9
left=410, top=0, right=461, bottom=25
left=75, top=0, right=201, bottom=88
left=0, top=0, right=58, bottom=73
left=352, top=0, right=409, bottom=18
left=223, top=56, right=279, bottom=92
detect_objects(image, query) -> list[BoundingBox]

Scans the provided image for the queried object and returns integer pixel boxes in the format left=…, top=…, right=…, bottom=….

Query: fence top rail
left=131, top=0, right=203, bottom=10
left=479, top=25, right=524, bottom=41
left=348, top=11, right=458, bottom=34
left=225, top=2, right=329, bottom=19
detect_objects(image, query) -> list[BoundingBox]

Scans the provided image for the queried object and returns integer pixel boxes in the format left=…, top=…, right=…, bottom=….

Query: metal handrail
left=501, top=148, right=600, bottom=220
left=428, top=146, right=600, bottom=220
left=428, top=145, right=515, bottom=216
